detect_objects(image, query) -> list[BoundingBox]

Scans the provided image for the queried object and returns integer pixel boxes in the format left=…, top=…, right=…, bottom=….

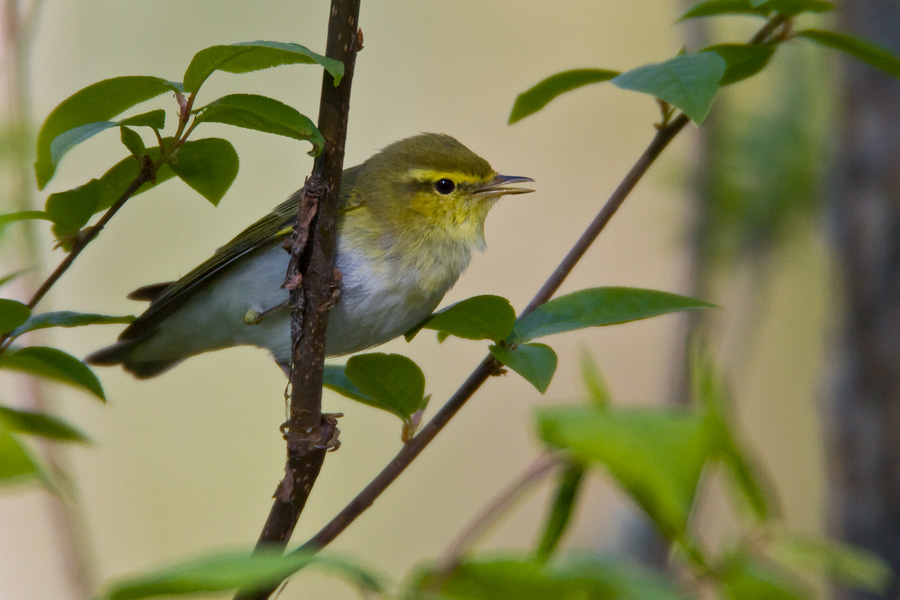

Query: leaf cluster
left=0, top=40, right=341, bottom=490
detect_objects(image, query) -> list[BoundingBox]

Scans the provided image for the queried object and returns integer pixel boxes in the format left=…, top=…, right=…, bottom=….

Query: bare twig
left=435, top=454, right=560, bottom=574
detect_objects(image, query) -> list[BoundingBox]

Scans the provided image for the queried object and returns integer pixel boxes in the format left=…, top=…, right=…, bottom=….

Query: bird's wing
left=121, top=166, right=362, bottom=339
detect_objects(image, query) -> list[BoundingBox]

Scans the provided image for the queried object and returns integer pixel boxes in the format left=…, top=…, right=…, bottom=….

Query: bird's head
left=352, top=133, right=533, bottom=251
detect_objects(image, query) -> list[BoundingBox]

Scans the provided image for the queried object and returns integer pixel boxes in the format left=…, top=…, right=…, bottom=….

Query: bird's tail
left=85, top=340, right=183, bottom=379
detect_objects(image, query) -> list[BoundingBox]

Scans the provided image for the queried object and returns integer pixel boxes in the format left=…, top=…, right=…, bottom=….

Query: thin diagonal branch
left=290, top=14, right=791, bottom=558
left=297, top=111, right=691, bottom=556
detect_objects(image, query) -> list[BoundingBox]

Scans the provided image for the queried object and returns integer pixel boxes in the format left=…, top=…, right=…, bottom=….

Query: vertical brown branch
left=244, top=2, right=361, bottom=597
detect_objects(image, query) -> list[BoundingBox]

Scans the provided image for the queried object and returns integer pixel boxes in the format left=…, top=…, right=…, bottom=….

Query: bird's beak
left=474, top=174, right=535, bottom=198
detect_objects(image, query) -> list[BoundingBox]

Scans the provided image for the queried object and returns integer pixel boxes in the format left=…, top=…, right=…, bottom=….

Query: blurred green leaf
left=36, top=76, right=176, bottom=188
left=168, top=138, right=239, bottom=206
left=514, top=287, right=714, bottom=343
left=798, top=29, right=900, bottom=80
left=0, top=429, right=40, bottom=486
left=579, top=350, right=611, bottom=408
left=704, top=44, right=776, bottom=85
left=10, top=311, right=134, bottom=337
left=538, top=406, right=719, bottom=539
left=194, top=94, right=324, bottom=156
left=120, top=126, right=146, bottom=157
left=343, top=353, right=427, bottom=420
left=508, top=69, right=620, bottom=124
left=182, top=41, right=344, bottom=93
left=419, top=295, right=516, bottom=343
left=0, top=211, right=52, bottom=232
left=535, top=463, right=584, bottom=561
left=99, top=549, right=382, bottom=600
left=490, top=343, right=557, bottom=394
left=769, top=533, right=893, bottom=594
left=680, top=0, right=769, bottom=19
left=680, top=0, right=833, bottom=19
left=721, top=555, right=813, bottom=600
left=0, top=406, right=89, bottom=443
left=763, top=0, right=834, bottom=13
left=0, top=299, right=31, bottom=334
left=691, top=350, right=772, bottom=520
left=612, top=52, right=726, bottom=123
left=0, top=347, right=105, bottom=400
left=0, top=269, right=31, bottom=289
left=415, top=556, right=687, bottom=600
left=45, top=179, right=101, bottom=237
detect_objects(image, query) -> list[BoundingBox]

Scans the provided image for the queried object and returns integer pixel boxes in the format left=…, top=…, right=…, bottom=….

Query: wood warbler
left=87, top=133, right=533, bottom=377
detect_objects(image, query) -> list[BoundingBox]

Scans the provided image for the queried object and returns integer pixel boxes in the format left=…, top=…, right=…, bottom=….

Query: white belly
left=131, top=242, right=463, bottom=366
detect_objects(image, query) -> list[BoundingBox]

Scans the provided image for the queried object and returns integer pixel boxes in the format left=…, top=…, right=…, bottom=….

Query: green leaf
left=690, top=351, right=772, bottom=521
left=0, top=406, right=89, bottom=443
left=0, top=429, right=40, bottom=486
left=49, top=121, right=118, bottom=165
left=419, top=295, right=516, bottom=342
left=120, top=126, right=146, bottom=157
left=194, top=94, right=324, bottom=156
left=0, top=346, right=105, bottom=400
left=323, top=364, right=377, bottom=405
left=798, top=29, right=900, bottom=80
left=514, top=287, right=714, bottom=343
left=0, top=211, right=52, bottom=231
left=490, top=343, right=557, bottom=394
left=45, top=179, right=101, bottom=236
left=537, top=406, right=719, bottom=539
left=762, top=0, right=833, bottom=13
left=36, top=76, right=176, bottom=188
left=680, top=0, right=770, bottom=19
left=10, top=311, right=134, bottom=337
left=580, top=350, right=611, bottom=408
left=679, top=0, right=833, bottom=19
left=99, top=549, right=382, bottom=600
left=769, top=533, right=893, bottom=594
left=0, top=299, right=31, bottom=334
left=612, top=53, right=726, bottom=123
left=120, top=109, right=166, bottom=130
left=182, top=41, right=344, bottom=93
left=51, top=109, right=164, bottom=166
left=168, top=138, right=239, bottom=206
left=343, top=353, right=427, bottom=420
left=415, top=556, right=687, bottom=600
left=721, top=555, right=812, bottom=600
left=535, top=463, right=584, bottom=561
left=509, top=69, right=620, bottom=124
left=704, top=44, right=776, bottom=85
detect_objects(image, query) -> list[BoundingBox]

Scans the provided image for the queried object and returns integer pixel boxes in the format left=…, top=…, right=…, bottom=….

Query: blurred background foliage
left=1, top=1, right=898, bottom=599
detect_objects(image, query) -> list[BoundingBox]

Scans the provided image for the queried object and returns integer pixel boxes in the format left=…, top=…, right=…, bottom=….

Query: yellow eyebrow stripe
left=403, top=168, right=487, bottom=185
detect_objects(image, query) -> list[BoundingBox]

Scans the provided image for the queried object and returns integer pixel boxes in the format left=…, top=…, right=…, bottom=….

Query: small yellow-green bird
left=87, top=133, right=533, bottom=378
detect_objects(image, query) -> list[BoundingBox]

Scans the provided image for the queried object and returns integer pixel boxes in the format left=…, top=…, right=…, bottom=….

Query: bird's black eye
left=433, top=178, right=456, bottom=195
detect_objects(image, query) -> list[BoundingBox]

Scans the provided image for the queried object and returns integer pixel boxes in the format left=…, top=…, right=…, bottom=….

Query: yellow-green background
left=0, top=2, right=827, bottom=598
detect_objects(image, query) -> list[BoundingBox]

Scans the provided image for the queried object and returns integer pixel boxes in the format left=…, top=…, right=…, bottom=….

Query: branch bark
left=242, top=1, right=361, bottom=597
